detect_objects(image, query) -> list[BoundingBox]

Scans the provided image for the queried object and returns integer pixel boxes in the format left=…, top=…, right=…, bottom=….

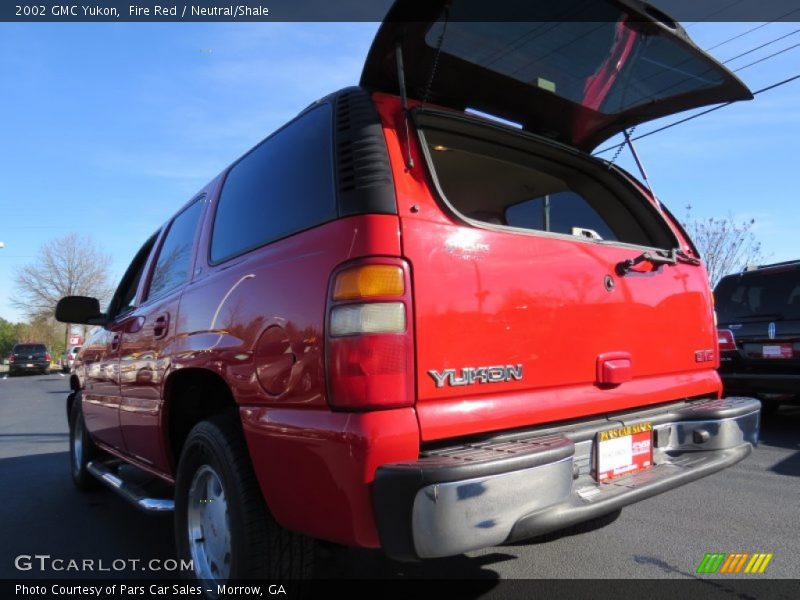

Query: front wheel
left=68, top=393, right=100, bottom=490
left=174, top=413, right=314, bottom=585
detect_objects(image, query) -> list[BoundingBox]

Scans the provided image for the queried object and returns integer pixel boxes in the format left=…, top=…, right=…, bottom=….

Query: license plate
left=595, top=423, right=653, bottom=482
left=25, top=363, right=34, bottom=368
left=762, top=344, right=792, bottom=359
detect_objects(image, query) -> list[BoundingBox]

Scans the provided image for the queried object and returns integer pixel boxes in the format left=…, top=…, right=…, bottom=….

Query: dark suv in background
left=8, top=343, right=51, bottom=376
left=716, top=261, right=800, bottom=412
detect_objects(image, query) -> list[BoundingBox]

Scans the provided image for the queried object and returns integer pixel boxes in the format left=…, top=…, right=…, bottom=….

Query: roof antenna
left=395, top=42, right=414, bottom=170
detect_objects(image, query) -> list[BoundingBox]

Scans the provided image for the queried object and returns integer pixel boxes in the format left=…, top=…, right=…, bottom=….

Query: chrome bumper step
left=374, top=396, right=761, bottom=560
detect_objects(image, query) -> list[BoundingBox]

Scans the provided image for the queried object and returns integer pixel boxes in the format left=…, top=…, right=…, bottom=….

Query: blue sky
left=0, top=20, right=798, bottom=322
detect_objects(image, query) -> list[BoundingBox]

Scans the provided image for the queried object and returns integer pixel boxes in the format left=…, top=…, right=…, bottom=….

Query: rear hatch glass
left=715, top=270, right=800, bottom=324
left=14, top=345, right=46, bottom=356
left=362, top=0, right=752, bottom=150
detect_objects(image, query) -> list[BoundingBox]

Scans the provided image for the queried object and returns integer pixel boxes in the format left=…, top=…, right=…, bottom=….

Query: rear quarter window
left=147, top=199, right=204, bottom=301
left=210, top=104, right=336, bottom=264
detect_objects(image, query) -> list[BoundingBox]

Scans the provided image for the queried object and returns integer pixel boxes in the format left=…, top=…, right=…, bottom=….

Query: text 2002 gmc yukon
left=57, top=0, right=760, bottom=584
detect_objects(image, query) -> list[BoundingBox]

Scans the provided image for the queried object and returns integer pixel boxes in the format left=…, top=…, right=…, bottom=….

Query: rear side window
left=715, top=270, right=800, bottom=322
left=420, top=125, right=675, bottom=248
left=210, top=105, right=336, bottom=264
left=147, top=199, right=204, bottom=301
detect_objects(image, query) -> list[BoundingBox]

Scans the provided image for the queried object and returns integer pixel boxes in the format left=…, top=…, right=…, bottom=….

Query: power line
left=706, top=7, right=800, bottom=50
left=593, top=73, right=800, bottom=155
left=721, top=28, right=800, bottom=64
left=594, top=27, right=800, bottom=147
left=707, top=23, right=773, bottom=51
left=633, top=27, right=800, bottom=108
left=732, top=40, right=800, bottom=72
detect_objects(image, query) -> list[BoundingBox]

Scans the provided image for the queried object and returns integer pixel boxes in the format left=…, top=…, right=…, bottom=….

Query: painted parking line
left=58, top=373, right=65, bottom=377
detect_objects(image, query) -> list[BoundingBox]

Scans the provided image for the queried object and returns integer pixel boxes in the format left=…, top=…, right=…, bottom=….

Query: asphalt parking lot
left=1, top=373, right=798, bottom=582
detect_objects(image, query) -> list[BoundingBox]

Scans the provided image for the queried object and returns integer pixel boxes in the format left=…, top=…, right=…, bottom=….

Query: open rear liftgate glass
left=361, top=0, right=752, bottom=151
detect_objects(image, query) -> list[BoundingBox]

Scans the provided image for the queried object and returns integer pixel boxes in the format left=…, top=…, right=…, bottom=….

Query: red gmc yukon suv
left=57, top=0, right=760, bottom=584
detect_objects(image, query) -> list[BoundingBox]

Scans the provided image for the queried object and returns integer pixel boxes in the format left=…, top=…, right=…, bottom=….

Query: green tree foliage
left=0, top=317, right=19, bottom=357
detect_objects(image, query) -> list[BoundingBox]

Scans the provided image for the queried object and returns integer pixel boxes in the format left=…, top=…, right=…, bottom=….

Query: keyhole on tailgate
left=604, top=275, right=615, bottom=292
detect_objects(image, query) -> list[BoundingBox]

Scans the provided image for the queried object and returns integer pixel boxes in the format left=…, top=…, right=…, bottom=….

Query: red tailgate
left=375, top=94, right=721, bottom=442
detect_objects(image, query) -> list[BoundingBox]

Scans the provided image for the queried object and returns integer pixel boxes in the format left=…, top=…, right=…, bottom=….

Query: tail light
left=326, top=260, right=414, bottom=411
left=45, top=353, right=51, bottom=362
left=718, top=329, right=736, bottom=351
left=9, top=355, right=15, bottom=364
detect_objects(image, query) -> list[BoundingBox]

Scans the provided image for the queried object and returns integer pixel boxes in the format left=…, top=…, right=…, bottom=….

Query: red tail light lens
left=326, top=260, right=414, bottom=411
left=45, top=353, right=51, bottom=362
left=718, top=329, right=736, bottom=351
left=9, top=355, right=15, bottom=364
left=328, top=334, right=412, bottom=410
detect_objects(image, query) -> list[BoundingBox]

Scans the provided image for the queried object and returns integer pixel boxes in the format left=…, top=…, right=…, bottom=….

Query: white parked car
left=60, top=346, right=81, bottom=373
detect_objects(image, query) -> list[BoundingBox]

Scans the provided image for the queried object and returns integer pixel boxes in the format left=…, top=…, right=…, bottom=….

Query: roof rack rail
left=751, top=259, right=800, bottom=270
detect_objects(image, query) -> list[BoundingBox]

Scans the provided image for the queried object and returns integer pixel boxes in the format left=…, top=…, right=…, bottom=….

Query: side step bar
left=87, top=460, right=174, bottom=513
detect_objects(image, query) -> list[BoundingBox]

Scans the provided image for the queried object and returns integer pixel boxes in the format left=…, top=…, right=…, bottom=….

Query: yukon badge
left=428, top=364, right=524, bottom=388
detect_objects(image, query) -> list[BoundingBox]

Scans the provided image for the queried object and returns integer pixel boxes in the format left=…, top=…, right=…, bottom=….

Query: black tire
left=68, top=392, right=101, bottom=491
left=174, top=413, right=315, bottom=585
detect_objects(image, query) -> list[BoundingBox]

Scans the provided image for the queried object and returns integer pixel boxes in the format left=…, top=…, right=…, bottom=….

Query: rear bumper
left=373, top=396, right=760, bottom=560
left=9, top=362, right=49, bottom=372
left=721, top=372, right=800, bottom=396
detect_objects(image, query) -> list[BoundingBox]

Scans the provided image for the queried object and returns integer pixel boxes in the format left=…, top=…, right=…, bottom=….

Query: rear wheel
left=174, top=413, right=314, bottom=584
left=68, top=392, right=100, bottom=490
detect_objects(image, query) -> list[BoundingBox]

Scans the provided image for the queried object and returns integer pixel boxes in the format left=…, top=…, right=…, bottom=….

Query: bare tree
left=12, top=234, right=114, bottom=349
left=681, top=205, right=768, bottom=288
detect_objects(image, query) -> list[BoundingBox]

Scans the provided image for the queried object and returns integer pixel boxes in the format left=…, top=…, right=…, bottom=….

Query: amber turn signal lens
left=333, top=265, right=404, bottom=300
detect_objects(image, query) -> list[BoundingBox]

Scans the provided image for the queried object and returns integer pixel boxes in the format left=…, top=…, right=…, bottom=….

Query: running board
left=86, top=460, right=174, bottom=513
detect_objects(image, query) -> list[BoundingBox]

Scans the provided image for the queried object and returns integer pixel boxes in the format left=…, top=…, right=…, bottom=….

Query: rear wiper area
left=616, top=248, right=701, bottom=275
